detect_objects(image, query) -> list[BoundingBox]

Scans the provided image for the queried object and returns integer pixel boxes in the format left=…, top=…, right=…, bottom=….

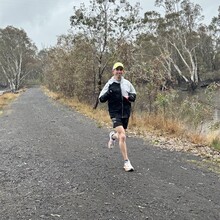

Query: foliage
left=205, top=82, right=220, bottom=102
left=211, top=137, right=220, bottom=151
left=69, top=0, right=143, bottom=108
left=40, top=0, right=220, bottom=136
left=43, top=34, right=98, bottom=104
left=142, top=0, right=207, bottom=87
left=0, top=92, right=19, bottom=111
left=0, top=26, right=38, bottom=91
left=208, top=6, right=220, bottom=70
left=155, top=90, right=177, bottom=117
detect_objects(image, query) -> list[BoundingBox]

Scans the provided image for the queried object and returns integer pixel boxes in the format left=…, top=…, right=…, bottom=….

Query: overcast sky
left=0, top=0, right=219, bottom=50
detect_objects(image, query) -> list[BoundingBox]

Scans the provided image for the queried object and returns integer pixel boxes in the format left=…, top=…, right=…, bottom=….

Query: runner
left=99, top=62, right=136, bottom=171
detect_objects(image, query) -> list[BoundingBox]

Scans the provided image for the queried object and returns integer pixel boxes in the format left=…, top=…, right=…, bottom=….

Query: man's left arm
left=128, top=83, right=136, bottom=102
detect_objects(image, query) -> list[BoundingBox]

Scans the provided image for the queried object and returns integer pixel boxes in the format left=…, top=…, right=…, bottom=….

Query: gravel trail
left=0, top=87, right=219, bottom=220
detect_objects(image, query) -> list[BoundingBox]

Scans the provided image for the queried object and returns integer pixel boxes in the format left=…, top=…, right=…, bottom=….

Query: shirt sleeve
left=129, top=82, right=136, bottom=94
left=99, top=82, right=110, bottom=98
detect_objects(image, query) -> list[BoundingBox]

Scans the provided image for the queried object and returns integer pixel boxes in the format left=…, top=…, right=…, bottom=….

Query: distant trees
left=43, top=34, right=96, bottom=102
left=208, top=6, right=220, bottom=70
left=141, top=0, right=208, bottom=89
left=41, top=0, right=220, bottom=106
left=70, top=0, right=143, bottom=107
left=0, top=26, right=37, bottom=91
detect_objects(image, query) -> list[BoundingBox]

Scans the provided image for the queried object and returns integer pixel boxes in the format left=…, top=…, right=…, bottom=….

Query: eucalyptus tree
left=195, top=25, right=213, bottom=73
left=43, top=33, right=97, bottom=103
left=0, top=26, right=37, bottom=91
left=143, top=0, right=205, bottom=89
left=208, top=6, right=220, bottom=70
left=70, top=0, right=142, bottom=108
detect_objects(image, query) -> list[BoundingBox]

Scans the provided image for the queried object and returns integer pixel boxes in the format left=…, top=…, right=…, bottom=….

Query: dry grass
left=206, top=132, right=220, bottom=151
left=0, top=92, right=20, bottom=113
left=187, top=133, right=207, bottom=145
left=43, top=87, right=190, bottom=138
left=43, top=87, right=219, bottom=153
left=128, top=113, right=184, bottom=137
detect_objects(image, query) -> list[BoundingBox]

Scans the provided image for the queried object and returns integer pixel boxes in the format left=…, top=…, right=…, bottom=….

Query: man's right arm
left=99, top=91, right=110, bottom=103
left=99, top=83, right=111, bottom=103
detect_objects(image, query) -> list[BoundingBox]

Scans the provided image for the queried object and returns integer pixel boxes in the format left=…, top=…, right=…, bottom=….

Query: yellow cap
left=112, top=62, right=124, bottom=70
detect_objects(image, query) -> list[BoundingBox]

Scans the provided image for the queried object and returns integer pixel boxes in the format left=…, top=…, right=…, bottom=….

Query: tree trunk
left=93, top=96, right=99, bottom=109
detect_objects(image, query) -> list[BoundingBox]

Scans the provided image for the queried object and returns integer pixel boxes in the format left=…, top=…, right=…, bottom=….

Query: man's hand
left=99, top=86, right=113, bottom=103
left=128, top=92, right=136, bottom=102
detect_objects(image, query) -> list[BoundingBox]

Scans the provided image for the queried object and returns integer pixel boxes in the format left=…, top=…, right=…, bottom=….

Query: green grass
left=211, top=138, right=220, bottom=151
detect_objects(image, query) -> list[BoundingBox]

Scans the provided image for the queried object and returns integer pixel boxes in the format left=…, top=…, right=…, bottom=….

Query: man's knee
left=119, top=133, right=126, bottom=142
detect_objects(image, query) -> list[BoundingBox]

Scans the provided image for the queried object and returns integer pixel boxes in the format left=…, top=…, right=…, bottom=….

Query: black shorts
left=111, top=117, right=129, bottom=129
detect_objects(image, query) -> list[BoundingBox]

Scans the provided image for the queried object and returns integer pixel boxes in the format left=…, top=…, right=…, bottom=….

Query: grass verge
left=0, top=92, right=20, bottom=115
left=43, top=87, right=220, bottom=167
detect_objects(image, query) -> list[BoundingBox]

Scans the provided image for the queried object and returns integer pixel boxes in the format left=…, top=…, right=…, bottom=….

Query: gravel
left=0, top=87, right=220, bottom=220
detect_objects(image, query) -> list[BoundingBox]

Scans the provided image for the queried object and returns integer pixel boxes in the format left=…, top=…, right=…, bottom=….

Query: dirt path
left=0, top=87, right=219, bottom=220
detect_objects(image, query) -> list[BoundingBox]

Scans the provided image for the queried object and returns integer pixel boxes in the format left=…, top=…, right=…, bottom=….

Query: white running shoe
left=108, top=131, right=116, bottom=148
left=124, top=160, right=134, bottom=172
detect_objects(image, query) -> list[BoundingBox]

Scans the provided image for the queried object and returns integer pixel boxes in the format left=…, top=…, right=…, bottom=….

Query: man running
left=99, top=62, right=136, bottom=172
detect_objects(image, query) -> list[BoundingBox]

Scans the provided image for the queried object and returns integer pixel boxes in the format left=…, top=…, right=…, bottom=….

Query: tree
left=0, top=26, right=37, bottom=91
left=208, top=6, right=220, bottom=70
left=143, top=0, right=205, bottom=89
left=70, top=0, right=142, bottom=108
left=42, top=33, right=97, bottom=103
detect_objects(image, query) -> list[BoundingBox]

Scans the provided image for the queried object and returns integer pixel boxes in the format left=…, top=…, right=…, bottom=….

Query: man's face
left=113, top=66, right=124, bottom=80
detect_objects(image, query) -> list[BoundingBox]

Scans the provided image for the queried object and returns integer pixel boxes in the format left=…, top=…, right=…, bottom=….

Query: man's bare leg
left=114, top=125, right=128, bottom=161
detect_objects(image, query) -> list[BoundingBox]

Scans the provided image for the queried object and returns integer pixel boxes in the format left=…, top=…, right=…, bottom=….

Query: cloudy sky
left=0, top=0, right=219, bottom=50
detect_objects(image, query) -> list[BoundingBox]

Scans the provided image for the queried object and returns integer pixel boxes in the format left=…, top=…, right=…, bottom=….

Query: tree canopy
left=0, top=26, right=37, bottom=91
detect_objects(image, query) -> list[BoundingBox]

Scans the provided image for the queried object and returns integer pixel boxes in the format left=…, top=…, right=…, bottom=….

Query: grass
left=211, top=138, right=220, bottom=151
left=43, top=87, right=220, bottom=166
left=210, top=137, right=220, bottom=151
left=2, top=87, right=219, bottom=171
left=0, top=92, right=20, bottom=114
left=43, top=87, right=213, bottom=147
left=207, top=132, right=220, bottom=151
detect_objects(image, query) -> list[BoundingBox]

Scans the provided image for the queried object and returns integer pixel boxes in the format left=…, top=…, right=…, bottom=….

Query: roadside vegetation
left=1, top=0, right=220, bottom=161
left=43, top=86, right=220, bottom=161
left=40, top=0, right=220, bottom=157
left=0, top=92, right=20, bottom=115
